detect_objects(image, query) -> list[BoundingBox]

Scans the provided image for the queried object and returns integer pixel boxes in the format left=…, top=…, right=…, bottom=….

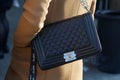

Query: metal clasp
left=64, top=51, right=76, bottom=62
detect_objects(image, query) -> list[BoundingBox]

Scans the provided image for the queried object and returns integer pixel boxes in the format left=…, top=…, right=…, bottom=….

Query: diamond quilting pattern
left=38, top=17, right=90, bottom=57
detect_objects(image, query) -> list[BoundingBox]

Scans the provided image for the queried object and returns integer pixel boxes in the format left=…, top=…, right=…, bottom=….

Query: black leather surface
left=32, top=12, right=102, bottom=70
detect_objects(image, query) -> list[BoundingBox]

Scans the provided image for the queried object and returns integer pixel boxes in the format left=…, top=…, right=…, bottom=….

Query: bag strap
left=29, top=0, right=90, bottom=80
left=80, top=0, right=90, bottom=11
left=29, top=47, right=37, bottom=80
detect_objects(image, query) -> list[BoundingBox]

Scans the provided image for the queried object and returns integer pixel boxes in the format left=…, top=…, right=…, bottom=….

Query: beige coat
left=5, top=0, right=97, bottom=80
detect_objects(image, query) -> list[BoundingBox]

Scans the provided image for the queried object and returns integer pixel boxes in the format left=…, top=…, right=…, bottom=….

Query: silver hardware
left=32, top=53, right=35, bottom=61
left=33, top=54, right=35, bottom=59
left=29, top=75, right=32, bottom=80
left=80, top=0, right=89, bottom=11
left=32, top=78, right=35, bottom=80
left=32, top=65, right=35, bottom=74
left=64, top=51, right=76, bottom=62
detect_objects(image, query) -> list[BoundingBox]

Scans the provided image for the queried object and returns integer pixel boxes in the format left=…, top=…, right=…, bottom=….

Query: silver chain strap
left=29, top=47, right=36, bottom=80
left=80, top=0, right=89, bottom=11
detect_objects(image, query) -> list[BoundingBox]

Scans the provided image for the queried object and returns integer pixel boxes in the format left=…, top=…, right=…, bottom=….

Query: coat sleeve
left=13, top=0, right=52, bottom=47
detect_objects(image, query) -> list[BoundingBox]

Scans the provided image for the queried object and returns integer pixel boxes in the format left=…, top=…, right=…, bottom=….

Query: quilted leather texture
left=32, top=12, right=102, bottom=70
left=41, top=17, right=89, bottom=57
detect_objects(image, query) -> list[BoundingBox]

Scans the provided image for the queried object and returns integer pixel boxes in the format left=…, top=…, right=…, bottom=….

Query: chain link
left=80, top=0, right=89, bottom=11
left=29, top=47, right=36, bottom=80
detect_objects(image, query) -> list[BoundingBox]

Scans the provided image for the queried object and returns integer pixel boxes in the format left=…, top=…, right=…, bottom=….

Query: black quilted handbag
left=29, top=0, right=102, bottom=80
left=32, top=12, right=102, bottom=69
left=29, top=1, right=102, bottom=79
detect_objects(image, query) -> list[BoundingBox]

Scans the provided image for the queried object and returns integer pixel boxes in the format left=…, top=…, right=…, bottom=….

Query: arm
left=13, top=0, right=52, bottom=47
